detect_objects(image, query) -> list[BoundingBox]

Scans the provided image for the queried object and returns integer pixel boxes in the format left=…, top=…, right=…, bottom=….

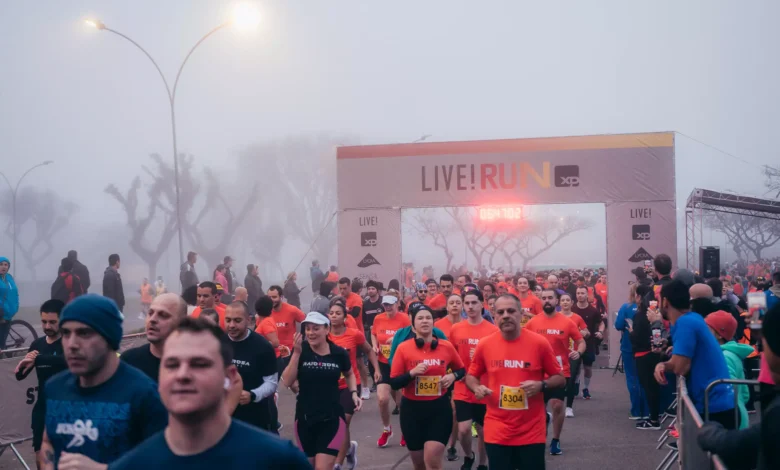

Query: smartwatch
left=249, top=391, right=257, bottom=402
left=541, top=381, right=547, bottom=393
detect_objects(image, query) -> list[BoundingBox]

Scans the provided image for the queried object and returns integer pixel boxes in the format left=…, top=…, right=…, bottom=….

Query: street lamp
left=0, top=161, right=54, bottom=274
left=85, top=2, right=260, bottom=264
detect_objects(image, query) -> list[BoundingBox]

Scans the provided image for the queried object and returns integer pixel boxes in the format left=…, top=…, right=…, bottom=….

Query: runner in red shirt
left=327, top=298, right=381, bottom=470
left=253, top=296, right=282, bottom=358
left=389, top=304, right=465, bottom=469
left=524, top=289, right=585, bottom=455
left=268, top=285, right=305, bottom=386
left=516, top=277, right=543, bottom=327
left=466, top=294, right=564, bottom=469
left=559, top=293, right=590, bottom=417
left=191, top=282, right=227, bottom=329
left=434, top=294, right=462, bottom=338
left=450, top=290, right=498, bottom=470
left=426, top=274, right=454, bottom=314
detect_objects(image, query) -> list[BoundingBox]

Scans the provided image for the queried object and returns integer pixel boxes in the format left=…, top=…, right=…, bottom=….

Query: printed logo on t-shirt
left=542, top=329, right=563, bottom=335
left=492, top=359, right=532, bottom=369
left=276, top=322, right=289, bottom=328
left=56, top=419, right=99, bottom=448
left=302, top=361, right=340, bottom=370
left=412, top=359, right=442, bottom=367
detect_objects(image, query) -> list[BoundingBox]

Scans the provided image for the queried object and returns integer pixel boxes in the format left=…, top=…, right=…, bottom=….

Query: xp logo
left=361, top=231, right=377, bottom=247
left=554, top=165, right=580, bottom=187
left=632, top=224, right=651, bottom=241
left=358, top=253, right=381, bottom=268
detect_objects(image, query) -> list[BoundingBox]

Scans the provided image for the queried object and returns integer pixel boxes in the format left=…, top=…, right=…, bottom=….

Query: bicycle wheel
left=5, top=319, right=38, bottom=350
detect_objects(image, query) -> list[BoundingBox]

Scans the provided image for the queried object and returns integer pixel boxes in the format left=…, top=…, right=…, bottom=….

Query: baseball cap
left=302, top=311, right=330, bottom=327
left=704, top=310, right=737, bottom=341
left=381, top=295, right=399, bottom=305
left=215, top=283, right=225, bottom=294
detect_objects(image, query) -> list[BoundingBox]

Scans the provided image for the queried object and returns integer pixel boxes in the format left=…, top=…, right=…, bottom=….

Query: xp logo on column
left=361, top=232, right=377, bottom=247
left=554, top=165, right=580, bottom=187
left=632, top=225, right=651, bottom=241
left=358, top=253, right=381, bottom=268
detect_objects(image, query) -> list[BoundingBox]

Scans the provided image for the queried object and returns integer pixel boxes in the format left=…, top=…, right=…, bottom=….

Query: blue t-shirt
left=45, top=361, right=167, bottom=466
left=671, top=312, right=734, bottom=414
left=108, top=419, right=311, bottom=469
left=614, top=302, right=637, bottom=353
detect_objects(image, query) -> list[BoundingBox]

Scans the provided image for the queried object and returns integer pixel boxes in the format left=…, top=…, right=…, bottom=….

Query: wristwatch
left=350, top=390, right=359, bottom=395
left=249, top=391, right=257, bottom=402
left=541, top=381, right=547, bottom=393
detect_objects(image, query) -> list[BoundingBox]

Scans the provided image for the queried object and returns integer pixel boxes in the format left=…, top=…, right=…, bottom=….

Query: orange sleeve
left=468, top=341, right=487, bottom=377
left=448, top=343, right=465, bottom=370
left=569, top=319, right=583, bottom=341
left=294, top=307, right=305, bottom=322
left=390, top=344, right=406, bottom=378
left=355, top=329, right=367, bottom=345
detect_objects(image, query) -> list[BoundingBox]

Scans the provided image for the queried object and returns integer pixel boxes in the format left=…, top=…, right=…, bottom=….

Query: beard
left=542, top=303, right=555, bottom=314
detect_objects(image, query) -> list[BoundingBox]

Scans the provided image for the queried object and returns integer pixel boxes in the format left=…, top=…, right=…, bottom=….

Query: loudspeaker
left=699, top=246, right=720, bottom=279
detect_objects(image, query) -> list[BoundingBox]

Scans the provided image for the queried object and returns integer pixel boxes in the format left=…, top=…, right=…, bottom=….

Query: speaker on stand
left=699, top=246, right=720, bottom=279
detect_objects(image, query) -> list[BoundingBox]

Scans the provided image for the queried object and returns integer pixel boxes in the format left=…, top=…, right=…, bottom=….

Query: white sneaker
left=565, top=407, right=574, bottom=418
left=346, top=440, right=358, bottom=469
left=360, top=387, right=370, bottom=400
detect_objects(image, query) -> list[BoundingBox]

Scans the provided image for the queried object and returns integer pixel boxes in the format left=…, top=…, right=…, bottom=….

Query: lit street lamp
left=0, top=161, right=54, bottom=274
left=85, top=3, right=260, bottom=264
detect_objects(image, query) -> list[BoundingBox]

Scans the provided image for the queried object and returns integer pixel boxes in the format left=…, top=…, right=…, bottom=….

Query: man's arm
left=40, top=428, right=55, bottom=470
left=662, top=354, right=691, bottom=377
left=697, top=422, right=760, bottom=470
left=349, top=306, right=361, bottom=319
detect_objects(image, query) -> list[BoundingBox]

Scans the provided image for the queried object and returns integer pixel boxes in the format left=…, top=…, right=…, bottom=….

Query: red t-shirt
left=524, top=313, right=583, bottom=377
left=329, top=328, right=367, bottom=389
left=434, top=315, right=460, bottom=338
left=345, top=292, right=364, bottom=332
left=426, top=293, right=447, bottom=311
left=449, top=319, right=499, bottom=403
left=390, top=339, right=464, bottom=401
left=468, top=330, right=562, bottom=446
left=519, top=295, right=543, bottom=327
left=371, top=312, right=411, bottom=364
left=255, top=316, right=281, bottom=358
left=271, top=302, right=305, bottom=349
left=191, top=304, right=227, bottom=330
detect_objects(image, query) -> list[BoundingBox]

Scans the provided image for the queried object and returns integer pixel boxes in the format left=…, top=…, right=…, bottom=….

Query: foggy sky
left=2, top=0, right=779, bottom=283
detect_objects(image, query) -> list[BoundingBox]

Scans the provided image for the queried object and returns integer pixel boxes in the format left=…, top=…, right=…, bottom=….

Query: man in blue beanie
left=40, top=294, right=167, bottom=469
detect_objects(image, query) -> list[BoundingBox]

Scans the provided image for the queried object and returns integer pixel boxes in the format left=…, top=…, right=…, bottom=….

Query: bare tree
left=445, top=207, right=511, bottom=270
left=710, top=212, right=780, bottom=261
left=764, top=165, right=780, bottom=198
left=1, top=188, right=77, bottom=280
left=410, top=209, right=456, bottom=273
left=501, top=216, right=593, bottom=271
left=249, top=207, right=287, bottom=283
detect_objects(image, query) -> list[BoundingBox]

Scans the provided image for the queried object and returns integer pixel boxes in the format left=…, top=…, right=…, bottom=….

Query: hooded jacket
left=0, top=257, right=19, bottom=320
left=721, top=341, right=754, bottom=430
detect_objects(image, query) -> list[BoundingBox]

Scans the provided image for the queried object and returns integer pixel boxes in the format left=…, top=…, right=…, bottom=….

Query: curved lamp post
left=85, top=3, right=260, bottom=263
left=0, top=161, right=54, bottom=273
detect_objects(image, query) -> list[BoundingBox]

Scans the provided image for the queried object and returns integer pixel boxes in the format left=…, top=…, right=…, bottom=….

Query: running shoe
left=377, top=428, right=393, bottom=448
left=447, top=446, right=458, bottom=461
left=582, top=388, right=591, bottom=400
left=550, top=439, right=562, bottom=455
left=636, top=420, right=661, bottom=430
left=370, top=383, right=377, bottom=393
left=346, top=441, right=358, bottom=469
left=664, top=405, right=676, bottom=416
left=361, top=387, right=370, bottom=400
left=460, top=452, right=475, bottom=470
left=392, top=405, right=400, bottom=415
left=471, top=422, right=478, bottom=438
left=400, top=435, right=406, bottom=447
left=666, top=441, right=678, bottom=450
left=565, top=407, right=574, bottom=418
left=670, top=429, right=679, bottom=439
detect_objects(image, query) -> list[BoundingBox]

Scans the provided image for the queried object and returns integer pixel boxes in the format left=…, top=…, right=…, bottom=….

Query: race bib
left=499, top=385, right=528, bottom=410
left=380, top=345, right=391, bottom=359
left=415, top=376, right=441, bottom=397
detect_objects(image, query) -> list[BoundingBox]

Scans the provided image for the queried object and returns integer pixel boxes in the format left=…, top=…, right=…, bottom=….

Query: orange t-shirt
left=426, top=293, right=447, bottom=311
left=519, top=295, right=543, bottom=327
left=271, top=302, right=305, bottom=349
left=524, top=313, right=583, bottom=378
left=468, top=330, right=562, bottom=446
left=449, top=319, right=499, bottom=403
left=371, top=312, right=411, bottom=364
left=595, top=283, right=608, bottom=310
left=255, top=316, right=281, bottom=358
left=345, top=315, right=358, bottom=330
left=434, top=315, right=461, bottom=338
left=191, top=304, right=227, bottom=330
left=563, top=312, right=588, bottom=351
left=390, top=339, right=464, bottom=401
left=345, top=292, right=364, bottom=332
left=329, top=328, right=367, bottom=389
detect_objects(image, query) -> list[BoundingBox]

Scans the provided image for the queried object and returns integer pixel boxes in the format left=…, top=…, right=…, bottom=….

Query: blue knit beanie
left=60, top=294, right=124, bottom=350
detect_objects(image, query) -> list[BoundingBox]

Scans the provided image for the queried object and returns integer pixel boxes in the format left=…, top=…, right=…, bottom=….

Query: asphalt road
left=0, top=352, right=666, bottom=470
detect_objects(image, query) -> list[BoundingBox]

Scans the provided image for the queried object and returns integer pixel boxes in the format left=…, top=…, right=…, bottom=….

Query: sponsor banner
left=338, top=209, right=402, bottom=287
left=0, top=334, right=148, bottom=446
left=605, top=200, right=677, bottom=366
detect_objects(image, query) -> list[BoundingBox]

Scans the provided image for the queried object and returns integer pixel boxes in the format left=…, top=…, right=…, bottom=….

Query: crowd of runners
left=3, top=251, right=779, bottom=469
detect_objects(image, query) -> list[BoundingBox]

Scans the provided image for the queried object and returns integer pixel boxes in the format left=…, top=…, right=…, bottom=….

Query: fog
left=2, top=1, right=779, bottom=305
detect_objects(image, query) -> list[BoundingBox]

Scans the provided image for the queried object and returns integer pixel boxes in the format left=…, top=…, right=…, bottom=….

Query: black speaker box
left=699, top=246, right=720, bottom=279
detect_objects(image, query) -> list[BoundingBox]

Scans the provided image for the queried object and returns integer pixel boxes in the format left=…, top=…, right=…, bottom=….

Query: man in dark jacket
left=310, top=260, right=324, bottom=294
left=102, top=253, right=125, bottom=312
left=180, top=251, right=199, bottom=293
left=52, top=258, right=84, bottom=304
left=59, top=250, right=90, bottom=293
left=244, top=264, right=263, bottom=312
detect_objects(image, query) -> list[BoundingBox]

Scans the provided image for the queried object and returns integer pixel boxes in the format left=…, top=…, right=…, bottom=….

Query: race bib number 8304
left=499, top=385, right=528, bottom=410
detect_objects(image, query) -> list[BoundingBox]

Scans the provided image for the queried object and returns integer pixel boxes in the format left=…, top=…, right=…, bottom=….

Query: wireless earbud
left=224, top=377, right=231, bottom=390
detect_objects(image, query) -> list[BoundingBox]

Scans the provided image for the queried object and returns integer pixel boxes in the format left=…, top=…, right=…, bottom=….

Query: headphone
left=414, top=333, right=438, bottom=350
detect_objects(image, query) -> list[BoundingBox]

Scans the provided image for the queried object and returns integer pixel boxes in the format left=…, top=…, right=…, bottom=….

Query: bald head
left=234, top=287, right=248, bottom=302
left=547, top=275, right=559, bottom=289
left=689, top=283, right=713, bottom=300
left=145, top=293, right=188, bottom=345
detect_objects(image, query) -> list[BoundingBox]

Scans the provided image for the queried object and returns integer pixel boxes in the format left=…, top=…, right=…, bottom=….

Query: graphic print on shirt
left=47, top=399, right=130, bottom=455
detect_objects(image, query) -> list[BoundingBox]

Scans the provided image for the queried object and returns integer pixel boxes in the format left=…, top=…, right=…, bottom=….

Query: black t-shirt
left=121, top=344, right=161, bottom=383
left=108, top=419, right=311, bottom=470
left=362, top=297, right=384, bottom=330
left=572, top=303, right=603, bottom=352
left=296, top=342, right=351, bottom=421
left=15, top=336, right=66, bottom=413
left=230, top=330, right=278, bottom=430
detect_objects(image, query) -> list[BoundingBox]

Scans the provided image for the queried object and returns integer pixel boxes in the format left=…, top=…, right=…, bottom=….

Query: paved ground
left=1, top=352, right=667, bottom=470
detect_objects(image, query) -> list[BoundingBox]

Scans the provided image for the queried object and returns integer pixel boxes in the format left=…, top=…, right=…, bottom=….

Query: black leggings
left=566, top=357, right=582, bottom=408
left=399, top=396, right=453, bottom=452
left=484, top=443, right=545, bottom=470
left=635, top=352, right=662, bottom=422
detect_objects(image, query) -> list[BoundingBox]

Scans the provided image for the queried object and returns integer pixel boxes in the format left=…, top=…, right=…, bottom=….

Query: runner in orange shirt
left=371, top=295, right=411, bottom=448
left=450, top=290, right=498, bottom=470
left=425, top=279, right=439, bottom=304
left=389, top=305, right=465, bottom=470
left=524, top=289, right=585, bottom=455
left=191, top=282, right=227, bottom=329
left=466, top=294, right=565, bottom=469
left=434, top=294, right=462, bottom=338
left=516, top=277, right=543, bottom=327
left=559, top=293, right=590, bottom=417
left=267, top=285, right=305, bottom=386
left=253, top=296, right=282, bottom=358
left=327, top=298, right=381, bottom=470
left=426, top=275, right=454, bottom=314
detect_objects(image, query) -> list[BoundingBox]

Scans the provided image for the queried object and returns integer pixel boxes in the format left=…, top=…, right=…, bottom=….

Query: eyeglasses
left=418, top=290, right=427, bottom=294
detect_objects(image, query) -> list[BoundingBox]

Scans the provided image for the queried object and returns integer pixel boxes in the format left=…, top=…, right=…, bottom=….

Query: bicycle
left=2, top=318, right=38, bottom=351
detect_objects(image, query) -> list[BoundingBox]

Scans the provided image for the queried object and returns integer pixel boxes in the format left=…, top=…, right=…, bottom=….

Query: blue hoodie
left=0, top=256, right=20, bottom=321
